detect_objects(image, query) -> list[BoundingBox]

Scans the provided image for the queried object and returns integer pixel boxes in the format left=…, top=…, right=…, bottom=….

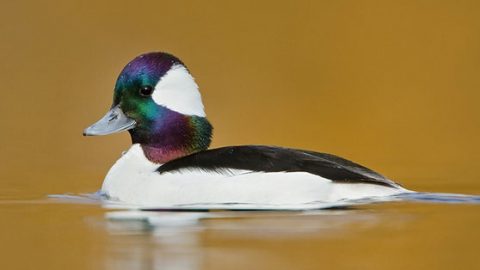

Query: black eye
left=139, top=85, right=154, bottom=97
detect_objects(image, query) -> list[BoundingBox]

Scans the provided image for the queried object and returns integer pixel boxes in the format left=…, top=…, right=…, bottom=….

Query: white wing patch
left=151, top=65, right=206, bottom=117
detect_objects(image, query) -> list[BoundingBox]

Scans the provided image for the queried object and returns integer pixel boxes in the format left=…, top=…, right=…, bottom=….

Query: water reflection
left=102, top=212, right=204, bottom=270
left=97, top=209, right=391, bottom=270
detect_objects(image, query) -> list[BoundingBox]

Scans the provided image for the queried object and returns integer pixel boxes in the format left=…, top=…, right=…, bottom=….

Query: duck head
left=84, top=52, right=213, bottom=163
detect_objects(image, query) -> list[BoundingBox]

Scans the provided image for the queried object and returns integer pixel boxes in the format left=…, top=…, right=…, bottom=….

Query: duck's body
left=85, top=52, right=409, bottom=208
left=102, top=144, right=406, bottom=207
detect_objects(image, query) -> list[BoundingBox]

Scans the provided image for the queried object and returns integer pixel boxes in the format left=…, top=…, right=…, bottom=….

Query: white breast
left=101, top=144, right=408, bottom=208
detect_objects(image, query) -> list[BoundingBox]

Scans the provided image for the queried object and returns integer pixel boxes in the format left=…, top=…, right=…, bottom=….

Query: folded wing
left=158, top=145, right=400, bottom=188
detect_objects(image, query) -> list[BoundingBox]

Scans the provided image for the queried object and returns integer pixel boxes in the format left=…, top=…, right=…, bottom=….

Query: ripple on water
left=47, top=191, right=480, bottom=211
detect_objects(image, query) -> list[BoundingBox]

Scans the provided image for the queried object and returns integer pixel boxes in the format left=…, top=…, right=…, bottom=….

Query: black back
left=157, top=145, right=400, bottom=187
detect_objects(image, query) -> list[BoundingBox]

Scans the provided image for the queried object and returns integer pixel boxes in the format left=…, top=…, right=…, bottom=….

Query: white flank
left=101, top=144, right=409, bottom=208
left=151, top=65, right=206, bottom=117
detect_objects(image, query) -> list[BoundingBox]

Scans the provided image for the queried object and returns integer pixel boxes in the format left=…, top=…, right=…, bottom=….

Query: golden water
left=1, top=1, right=479, bottom=269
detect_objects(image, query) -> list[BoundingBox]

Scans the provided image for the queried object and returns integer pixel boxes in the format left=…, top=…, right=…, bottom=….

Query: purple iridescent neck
left=128, top=107, right=212, bottom=164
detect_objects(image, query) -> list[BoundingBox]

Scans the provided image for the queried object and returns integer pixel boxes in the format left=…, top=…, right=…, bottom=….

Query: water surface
left=1, top=189, right=479, bottom=270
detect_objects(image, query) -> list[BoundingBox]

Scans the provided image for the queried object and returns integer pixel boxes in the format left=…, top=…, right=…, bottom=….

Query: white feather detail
left=151, top=65, right=206, bottom=117
left=101, top=144, right=408, bottom=207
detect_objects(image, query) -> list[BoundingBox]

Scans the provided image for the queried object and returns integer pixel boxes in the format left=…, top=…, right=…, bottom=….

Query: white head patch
left=152, top=65, right=206, bottom=117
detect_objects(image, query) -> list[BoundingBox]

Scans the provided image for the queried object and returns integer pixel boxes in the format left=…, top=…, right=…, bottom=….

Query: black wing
left=157, top=145, right=400, bottom=187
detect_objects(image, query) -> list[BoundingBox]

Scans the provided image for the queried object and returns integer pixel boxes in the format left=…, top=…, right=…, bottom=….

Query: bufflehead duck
left=84, top=52, right=409, bottom=207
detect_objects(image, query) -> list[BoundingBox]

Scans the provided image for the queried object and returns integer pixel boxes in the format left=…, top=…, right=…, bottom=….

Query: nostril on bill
left=109, top=114, right=119, bottom=122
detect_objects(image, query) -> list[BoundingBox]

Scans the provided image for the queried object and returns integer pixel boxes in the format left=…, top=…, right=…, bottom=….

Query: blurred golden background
left=2, top=0, right=479, bottom=197
left=1, top=1, right=480, bottom=270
